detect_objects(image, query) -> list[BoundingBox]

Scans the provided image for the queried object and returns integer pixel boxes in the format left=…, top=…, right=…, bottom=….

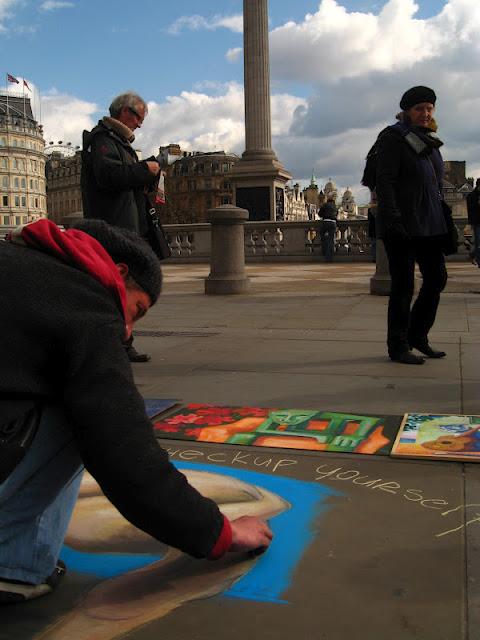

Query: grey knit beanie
left=73, top=219, right=162, bottom=304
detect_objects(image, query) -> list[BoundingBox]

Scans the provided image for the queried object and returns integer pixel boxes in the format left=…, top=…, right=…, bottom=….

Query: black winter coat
left=81, top=120, right=157, bottom=236
left=467, top=188, right=480, bottom=225
left=376, top=127, right=446, bottom=239
left=0, top=241, right=224, bottom=558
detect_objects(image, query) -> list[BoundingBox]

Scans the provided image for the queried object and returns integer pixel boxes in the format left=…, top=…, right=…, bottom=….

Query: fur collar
left=102, top=116, right=135, bottom=143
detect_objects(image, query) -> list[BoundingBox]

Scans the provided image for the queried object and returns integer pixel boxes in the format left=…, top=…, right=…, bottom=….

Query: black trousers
left=383, top=236, right=447, bottom=356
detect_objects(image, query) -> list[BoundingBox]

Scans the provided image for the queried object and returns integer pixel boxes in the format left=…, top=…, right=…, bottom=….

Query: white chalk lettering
left=403, top=489, right=424, bottom=502
left=272, top=459, right=297, bottom=473
left=253, top=457, right=272, bottom=468
left=207, top=453, right=228, bottom=463
left=178, top=450, right=203, bottom=461
left=441, top=503, right=480, bottom=517
left=372, top=481, right=401, bottom=495
left=421, top=499, right=448, bottom=510
left=231, top=451, right=251, bottom=466
left=315, top=465, right=343, bottom=480
left=335, top=471, right=361, bottom=481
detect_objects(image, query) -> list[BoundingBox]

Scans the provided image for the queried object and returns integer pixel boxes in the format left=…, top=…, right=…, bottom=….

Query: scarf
left=102, top=116, right=135, bottom=143
left=7, top=220, right=127, bottom=327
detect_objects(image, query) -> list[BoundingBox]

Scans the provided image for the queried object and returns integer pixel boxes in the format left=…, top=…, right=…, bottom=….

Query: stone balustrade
left=161, top=218, right=473, bottom=262
left=0, top=218, right=473, bottom=262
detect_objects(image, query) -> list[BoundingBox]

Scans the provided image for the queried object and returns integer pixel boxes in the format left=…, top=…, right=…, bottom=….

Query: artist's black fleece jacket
left=0, top=241, right=224, bottom=558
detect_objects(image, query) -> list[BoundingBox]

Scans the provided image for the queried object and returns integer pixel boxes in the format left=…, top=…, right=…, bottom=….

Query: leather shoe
left=410, top=342, right=446, bottom=358
left=125, top=345, right=151, bottom=363
left=390, top=350, right=425, bottom=365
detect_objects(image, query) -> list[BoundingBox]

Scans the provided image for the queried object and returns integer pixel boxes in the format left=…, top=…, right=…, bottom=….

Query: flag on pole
left=7, top=73, right=19, bottom=84
left=23, top=80, right=31, bottom=91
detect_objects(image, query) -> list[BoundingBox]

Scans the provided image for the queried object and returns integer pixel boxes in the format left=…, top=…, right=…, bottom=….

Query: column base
left=370, top=275, right=391, bottom=296
left=205, top=276, right=250, bottom=295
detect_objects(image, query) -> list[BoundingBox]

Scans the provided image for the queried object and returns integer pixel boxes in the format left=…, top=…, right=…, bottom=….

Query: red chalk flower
left=193, top=415, right=233, bottom=425
left=236, top=407, right=270, bottom=417
left=165, top=413, right=200, bottom=425
left=154, top=424, right=180, bottom=433
left=196, top=407, right=234, bottom=417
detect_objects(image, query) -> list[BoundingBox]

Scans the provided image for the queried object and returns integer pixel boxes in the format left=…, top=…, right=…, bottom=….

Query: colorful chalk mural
left=30, top=465, right=339, bottom=640
left=392, top=413, right=480, bottom=461
left=153, top=404, right=401, bottom=455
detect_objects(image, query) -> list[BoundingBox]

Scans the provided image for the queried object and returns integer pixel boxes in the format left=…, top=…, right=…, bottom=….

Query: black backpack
left=361, top=124, right=408, bottom=191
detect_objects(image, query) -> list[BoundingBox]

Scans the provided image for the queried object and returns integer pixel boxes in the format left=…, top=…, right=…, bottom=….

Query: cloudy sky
left=1, top=0, right=479, bottom=203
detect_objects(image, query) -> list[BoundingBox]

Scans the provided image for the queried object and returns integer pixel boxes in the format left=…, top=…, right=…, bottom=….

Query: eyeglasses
left=128, top=106, right=144, bottom=123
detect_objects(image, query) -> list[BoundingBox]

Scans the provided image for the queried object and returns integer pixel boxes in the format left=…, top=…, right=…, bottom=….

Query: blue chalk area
left=61, top=461, right=341, bottom=604
left=178, top=462, right=340, bottom=603
left=60, top=547, right=164, bottom=578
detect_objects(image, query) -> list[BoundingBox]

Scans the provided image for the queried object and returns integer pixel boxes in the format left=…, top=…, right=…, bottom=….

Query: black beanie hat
left=73, top=219, right=162, bottom=304
left=400, top=86, right=436, bottom=111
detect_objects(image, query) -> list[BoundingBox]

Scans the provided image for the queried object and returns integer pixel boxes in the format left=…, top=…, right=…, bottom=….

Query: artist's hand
left=229, top=515, right=273, bottom=554
left=146, top=160, right=161, bottom=176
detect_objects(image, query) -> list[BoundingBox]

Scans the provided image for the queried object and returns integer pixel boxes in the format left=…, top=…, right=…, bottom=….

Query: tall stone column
left=243, top=0, right=275, bottom=160
left=230, top=0, right=291, bottom=221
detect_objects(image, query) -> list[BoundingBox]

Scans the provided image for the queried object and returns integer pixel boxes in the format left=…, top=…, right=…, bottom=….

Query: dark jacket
left=319, top=201, right=338, bottom=220
left=0, top=241, right=223, bottom=558
left=467, top=188, right=480, bottom=225
left=376, top=126, right=447, bottom=239
left=81, top=120, right=157, bottom=236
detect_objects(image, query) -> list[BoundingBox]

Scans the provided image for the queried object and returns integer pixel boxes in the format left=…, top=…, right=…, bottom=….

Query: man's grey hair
left=109, top=92, right=148, bottom=118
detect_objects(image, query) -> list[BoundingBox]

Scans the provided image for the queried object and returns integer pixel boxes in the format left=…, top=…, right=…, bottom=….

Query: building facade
left=0, top=94, right=46, bottom=231
left=162, top=150, right=239, bottom=224
left=284, top=183, right=309, bottom=221
left=45, top=148, right=82, bottom=225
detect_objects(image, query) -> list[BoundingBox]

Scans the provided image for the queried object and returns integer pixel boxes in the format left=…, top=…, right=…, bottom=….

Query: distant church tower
left=324, top=178, right=338, bottom=203
left=341, top=187, right=357, bottom=218
left=304, top=172, right=319, bottom=206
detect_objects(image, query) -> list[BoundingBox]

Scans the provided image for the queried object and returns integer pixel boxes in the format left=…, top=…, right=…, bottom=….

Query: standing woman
left=376, top=86, right=453, bottom=365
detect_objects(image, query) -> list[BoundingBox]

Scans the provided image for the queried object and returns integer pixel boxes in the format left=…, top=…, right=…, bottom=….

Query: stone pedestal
left=370, top=239, right=391, bottom=295
left=205, top=205, right=249, bottom=295
left=231, top=0, right=291, bottom=221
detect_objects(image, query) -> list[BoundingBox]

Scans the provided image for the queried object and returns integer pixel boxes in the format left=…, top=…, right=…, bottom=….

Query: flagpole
left=22, top=78, right=26, bottom=131
left=5, top=74, right=9, bottom=120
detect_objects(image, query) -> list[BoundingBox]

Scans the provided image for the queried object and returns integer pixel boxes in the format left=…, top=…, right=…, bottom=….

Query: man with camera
left=81, top=91, right=164, bottom=362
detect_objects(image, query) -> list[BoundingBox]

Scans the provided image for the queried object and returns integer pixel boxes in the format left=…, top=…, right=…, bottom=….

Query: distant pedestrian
left=376, top=85, right=456, bottom=365
left=467, top=178, right=480, bottom=266
left=318, top=196, right=338, bottom=262
left=81, top=91, right=163, bottom=362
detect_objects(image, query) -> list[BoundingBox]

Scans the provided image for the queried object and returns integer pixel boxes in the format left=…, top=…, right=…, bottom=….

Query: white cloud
left=39, top=0, right=480, bottom=204
left=268, top=0, right=480, bottom=197
left=0, top=0, right=19, bottom=31
left=269, top=0, right=461, bottom=82
left=226, top=47, right=242, bottom=63
left=168, top=13, right=242, bottom=35
left=39, top=1, right=74, bottom=11
left=41, top=90, right=97, bottom=147
left=133, top=83, right=304, bottom=162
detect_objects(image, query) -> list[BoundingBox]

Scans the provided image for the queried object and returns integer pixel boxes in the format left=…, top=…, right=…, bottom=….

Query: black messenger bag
left=0, top=405, right=41, bottom=484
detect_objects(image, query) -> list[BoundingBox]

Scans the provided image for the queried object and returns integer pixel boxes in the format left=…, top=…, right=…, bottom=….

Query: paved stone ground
left=133, top=261, right=480, bottom=416
left=129, top=261, right=480, bottom=639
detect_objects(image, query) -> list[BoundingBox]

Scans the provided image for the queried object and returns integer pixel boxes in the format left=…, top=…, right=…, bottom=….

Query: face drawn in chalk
left=35, top=469, right=291, bottom=640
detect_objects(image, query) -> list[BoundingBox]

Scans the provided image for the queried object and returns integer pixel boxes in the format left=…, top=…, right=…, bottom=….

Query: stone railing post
left=205, top=205, right=250, bottom=295
left=370, top=239, right=391, bottom=295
